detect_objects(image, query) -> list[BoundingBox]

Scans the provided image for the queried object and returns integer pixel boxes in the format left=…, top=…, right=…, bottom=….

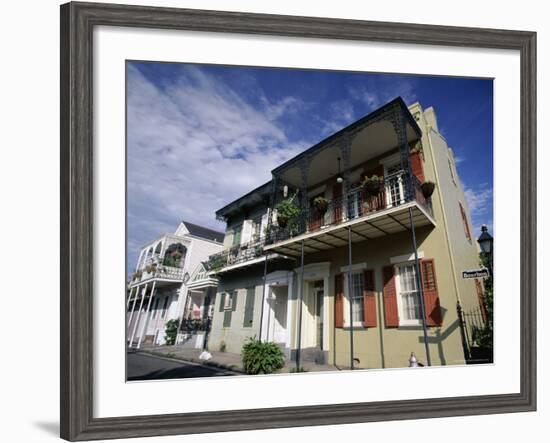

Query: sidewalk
left=136, top=344, right=342, bottom=374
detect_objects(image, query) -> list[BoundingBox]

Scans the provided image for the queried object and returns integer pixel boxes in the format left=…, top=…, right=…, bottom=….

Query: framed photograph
left=60, top=1, right=536, bottom=441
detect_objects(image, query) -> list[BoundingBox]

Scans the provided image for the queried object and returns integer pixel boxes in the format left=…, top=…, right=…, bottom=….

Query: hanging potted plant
left=275, top=199, right=300, bottom=229
left=362, top=175, right=384, bottom=196
left=312, top=196, right=329, bottom=215
left=420, top=181, right=436, bottom=198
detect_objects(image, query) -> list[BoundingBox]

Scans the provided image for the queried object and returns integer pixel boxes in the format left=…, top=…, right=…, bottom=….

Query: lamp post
left=477, top=225, right=494, bottom=276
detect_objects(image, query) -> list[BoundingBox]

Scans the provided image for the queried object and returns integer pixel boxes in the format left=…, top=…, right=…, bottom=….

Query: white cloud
left=127, top=65, right=307, bottom=267
left=454, top=155, right=466, bottom=164
left=348, top=79, right=418, bottom=112
left=317, top=100, right=357, bottom=136
left=463, top=184, right=493, bottom=233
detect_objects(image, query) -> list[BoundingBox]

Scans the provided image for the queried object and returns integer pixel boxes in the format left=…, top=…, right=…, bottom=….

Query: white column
left=285, top=271, right=294, bottom=350
left=175, top=283, right=189, bottom=322
left=129, top=283, right=148, bottom=347
left=323, top=275, right=330, bottom=351
left=261, top=286, right=272, bottom=341
left=127, top=286, right=139, bottom=338
left=137, top=281, right=156, bottom=349
left=126, top=286, right=135, bottom=309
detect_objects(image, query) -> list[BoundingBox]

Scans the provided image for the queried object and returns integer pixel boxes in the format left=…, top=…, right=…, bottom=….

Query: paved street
left=127, top=351, right=238, bottom=381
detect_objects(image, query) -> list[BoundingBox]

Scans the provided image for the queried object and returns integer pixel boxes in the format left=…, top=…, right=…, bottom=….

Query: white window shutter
left=241, top=220, right=253, bottom=244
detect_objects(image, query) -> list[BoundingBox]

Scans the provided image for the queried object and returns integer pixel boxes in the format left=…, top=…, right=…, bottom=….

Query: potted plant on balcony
left=275, top=198, right=300, bottom=229
left=420, top=181, right=436, bottom=198
left=145, top=264, right=157, bottom=274
left=362, top=175, right=384, bottom=196
left=312, top=196, right=329, bottom=216
left=254, top=245, right=264, bottom=257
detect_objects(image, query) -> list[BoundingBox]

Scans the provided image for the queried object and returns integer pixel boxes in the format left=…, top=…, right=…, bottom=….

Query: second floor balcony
left=130, top=262, right=185, bottom=287
left=206, top=238, right=268, bottom=273
left=262, top=98, right=437, bottom=256
left=264, top=171, right=435, bottom=255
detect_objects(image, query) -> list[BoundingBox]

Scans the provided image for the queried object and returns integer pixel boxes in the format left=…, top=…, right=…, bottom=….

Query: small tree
left=275, top=199, right=301, bottom=228
left=241, top=337, right=285, bottom=375
left=472, top=252, right=493, bottom=349
left=164, top=319, right=180, bottom=346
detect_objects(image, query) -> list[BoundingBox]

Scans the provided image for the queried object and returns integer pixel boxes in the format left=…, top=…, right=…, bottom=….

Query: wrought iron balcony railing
left=131, top=264, right=184, bottom=283
left=266, top=170, right=433, bottom=245
left=206, top=238, right=266, bottom=272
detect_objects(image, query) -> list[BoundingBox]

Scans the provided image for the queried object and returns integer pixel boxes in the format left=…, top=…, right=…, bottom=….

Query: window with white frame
left=396, top=264, right=421, bottom=324
left=223, top=291, right=233, bottom=310
left=385, top=163, right=405, bottom=208
left=347, top=272, right=365, bottom=324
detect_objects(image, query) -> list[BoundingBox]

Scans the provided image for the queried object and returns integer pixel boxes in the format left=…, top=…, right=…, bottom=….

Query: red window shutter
left=420, top=259, right=442, bottom=326
left=363, top=269, right=377, bottom=327
left=410, top=151, right=425, bottom=182
left=335, top=273, right=344, bottom=328
left=459, top=203, right=471, bottom=241
left=382, top=266, right=399, bottom=327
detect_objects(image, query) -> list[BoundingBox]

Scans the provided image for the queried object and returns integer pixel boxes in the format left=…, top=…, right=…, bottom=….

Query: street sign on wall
left=462, top=268, right=490, bottom=279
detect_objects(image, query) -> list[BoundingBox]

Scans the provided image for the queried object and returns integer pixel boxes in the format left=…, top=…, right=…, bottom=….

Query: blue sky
left=127, top=61, right=493, bottom=274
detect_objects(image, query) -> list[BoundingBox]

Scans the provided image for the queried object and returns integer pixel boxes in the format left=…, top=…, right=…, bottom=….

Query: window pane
left=350, top=273, right=364, bottom=323
left=398, top=265, right=420, bottom=321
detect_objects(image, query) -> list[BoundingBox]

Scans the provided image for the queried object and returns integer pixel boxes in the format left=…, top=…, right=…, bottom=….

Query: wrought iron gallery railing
left=265, top=170, right=433, bottom=245
left=206, top=238, right=266, bottom=272
left=131, top=263, right=184, bottom=284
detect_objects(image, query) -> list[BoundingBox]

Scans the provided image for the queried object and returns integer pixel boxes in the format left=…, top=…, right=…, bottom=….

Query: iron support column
left=259, top=255, right=268, bottom=342
left=347, top=226, right=355, bottom=369
left=296, top=240, right=305, bottom=371
left=408, top=207, right=432, bottom=366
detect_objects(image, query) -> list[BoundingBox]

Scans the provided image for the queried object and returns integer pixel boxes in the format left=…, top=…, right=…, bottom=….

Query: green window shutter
left=223, top=291, right=236, bottom=327
left=243, top=287, right=255, bottom=327
left=233, top=226, right=242, bottom=246
left=219, top=292, right=226, bottom=312
left=223, top=309, right=232, bottom=327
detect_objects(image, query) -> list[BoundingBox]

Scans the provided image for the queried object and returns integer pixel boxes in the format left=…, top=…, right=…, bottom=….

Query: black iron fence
left=457, top=303, right=493, bottom=364
left=180, top=317, right=212, bottom=333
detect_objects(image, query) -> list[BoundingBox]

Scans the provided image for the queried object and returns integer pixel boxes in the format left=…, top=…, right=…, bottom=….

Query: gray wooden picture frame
left=60, top=1, right=537, bottom=441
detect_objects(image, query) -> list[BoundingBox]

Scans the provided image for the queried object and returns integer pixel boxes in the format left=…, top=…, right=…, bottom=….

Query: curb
left=138, top=349, right=245, bottom=374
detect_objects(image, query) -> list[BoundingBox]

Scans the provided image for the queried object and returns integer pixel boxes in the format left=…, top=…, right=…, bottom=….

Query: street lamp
left=477, top=225, right=493, bottom=276
left=477, top=225, right=493, bottom=254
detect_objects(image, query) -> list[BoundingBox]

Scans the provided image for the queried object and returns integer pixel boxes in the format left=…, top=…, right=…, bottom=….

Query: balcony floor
left=263, top=201, right=436, bottom=256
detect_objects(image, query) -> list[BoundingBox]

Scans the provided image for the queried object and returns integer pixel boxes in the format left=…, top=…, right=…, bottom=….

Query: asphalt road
left=127, top=351, right=238, bottom=381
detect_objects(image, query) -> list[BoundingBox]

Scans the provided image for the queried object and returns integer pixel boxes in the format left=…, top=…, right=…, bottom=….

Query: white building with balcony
left=126, top=220, right=224, bottom=347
